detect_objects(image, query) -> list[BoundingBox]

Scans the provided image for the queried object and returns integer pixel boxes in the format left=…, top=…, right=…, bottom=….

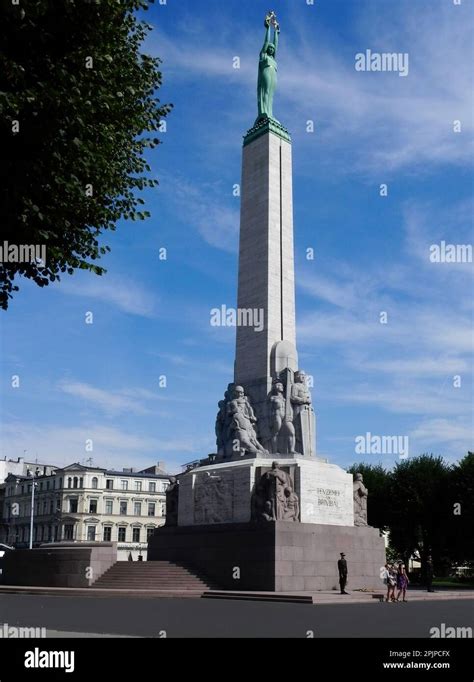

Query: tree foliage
left=347, top=462, right=390, bottom=531
left=0, top=0, right=171, bottom=309
left=447, top=452, right=474, bottom=564
left=348, top=454, right=473, bottom=573
left=387, top=455, right=452, bottom=569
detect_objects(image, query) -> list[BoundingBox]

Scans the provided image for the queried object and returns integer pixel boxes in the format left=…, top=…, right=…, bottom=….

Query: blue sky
left=1, top=0, right=473, bottom=474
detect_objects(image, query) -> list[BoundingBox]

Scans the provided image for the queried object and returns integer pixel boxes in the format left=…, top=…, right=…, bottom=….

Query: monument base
left=148, top=522, right=386, bottom=592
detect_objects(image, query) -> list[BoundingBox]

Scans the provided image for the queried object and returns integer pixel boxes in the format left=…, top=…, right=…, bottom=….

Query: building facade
left=1, top=463, right=171, bottom=560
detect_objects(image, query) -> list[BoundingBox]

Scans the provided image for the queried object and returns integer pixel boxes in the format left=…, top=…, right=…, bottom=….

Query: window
left=120, top=480, right=128, bottom=490
left=67, top=477, right=72, bottom=489
left=64, top=524, right=74, bottom=540
left=120, top=501, right=127, bottom=515
left=47, top=526, right=52, bottom=541
left=46, top=481, right=50, bottom=490
left=161, top=503, right=166, bottom=517
left=106, top=479, right=114, bottom=490
left=89, top=500, right=98, bottom=514
left=148, top=503, right=155, bottom=517
left=149, top=482, right=156, bottom=493
left=56, top=499, right=61, bottom=512
left=132, top=527, right=140, bottom=542
left=134, top=502, right=142, bottom=516
left=49, top=500, right=54, bottom=514
left=91, top=477, right=98, bottom=489
left=53, top=479, right=56, bottom=489
left=59, top=477, right=63, bottom=488
left=79, top=478, right=83, bottom=488
left=69, top=498, right=78, bottom=513
left=87, top=526, right=96, bottom=541
left=103, top=527, right=112, bottom=542
left=134, top=481, right=142, bottom=491
left=39, top=482, right=44, bottom=491
left=42, top=500, right=47, bottom=515
left=105, top=499, right=113, bottom=515
left=118, top=527, right=126, bottom=542
left=73, top=477, right=78, bottom=489
left=146, top=528, right=155, bottom=540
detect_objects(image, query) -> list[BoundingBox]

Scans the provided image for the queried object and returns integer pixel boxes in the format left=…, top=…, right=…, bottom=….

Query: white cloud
left=0, top=421, right=209, bottom=473
left=160, top=174, right=239, bottom=252
left=149, top=2, right=473, bottom=173
left=57, top=381, right=153, bottom=417
left=60, top=276, right=157, bottom=317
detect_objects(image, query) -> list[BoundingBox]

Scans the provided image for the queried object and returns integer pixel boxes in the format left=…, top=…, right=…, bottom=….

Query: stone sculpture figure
left=165, top=476, right=179, bottom=526
left=282, top=487, right=299, bottom=521
left=257, top=11, right=280, bottom=122
left=290, top=370, right=315, bottom=456
left=353, top=472, right=368, bottom=526
left=267, top=380, right=296, bottom=454
left=251, top=461, right=299, bottom=522
left=227, top=385, right=267, bottom=457
left=215, top=383, right=235, bottom=458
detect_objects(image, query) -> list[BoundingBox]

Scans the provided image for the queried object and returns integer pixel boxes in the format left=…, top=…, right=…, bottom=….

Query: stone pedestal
left=177, top=457, right=354, bottom=527
left=1, top=542, right=117, bottom=587
left=148, top=522, right=386, bottom=592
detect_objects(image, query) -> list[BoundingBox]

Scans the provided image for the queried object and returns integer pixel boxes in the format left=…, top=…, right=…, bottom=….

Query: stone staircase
left=92, top=561, right=217, bottom=591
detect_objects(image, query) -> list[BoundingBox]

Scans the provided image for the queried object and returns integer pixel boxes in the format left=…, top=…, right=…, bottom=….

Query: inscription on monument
left=317, top=488, right=341, bottom=507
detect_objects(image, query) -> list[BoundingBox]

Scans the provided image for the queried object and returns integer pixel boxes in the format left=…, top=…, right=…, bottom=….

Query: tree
left=347, top=462, right=391, bottom=531
left=0, top=0, right=171, bottom=309
left=447, top=452, right=474, bottom=565
left=387, top=455, right=452, bottom=572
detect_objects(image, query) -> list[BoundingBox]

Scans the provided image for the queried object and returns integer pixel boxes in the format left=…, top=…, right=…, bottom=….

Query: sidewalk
left=0, top=584, right=472, bottom=603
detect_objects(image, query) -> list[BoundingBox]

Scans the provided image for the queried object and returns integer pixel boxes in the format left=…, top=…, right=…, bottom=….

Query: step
left=201, top=591, right=314, bottom=604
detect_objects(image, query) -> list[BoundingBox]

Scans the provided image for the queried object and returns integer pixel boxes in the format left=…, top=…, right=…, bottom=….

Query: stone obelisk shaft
left=234, top=125, right=296, bottom=402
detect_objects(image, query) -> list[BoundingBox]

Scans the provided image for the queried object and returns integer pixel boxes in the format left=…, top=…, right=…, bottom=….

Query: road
left=0, top=594, right=472, bottom=638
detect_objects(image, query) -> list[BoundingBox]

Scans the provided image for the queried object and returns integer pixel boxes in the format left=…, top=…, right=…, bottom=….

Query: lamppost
left=27, top=467, right=40, bottom=550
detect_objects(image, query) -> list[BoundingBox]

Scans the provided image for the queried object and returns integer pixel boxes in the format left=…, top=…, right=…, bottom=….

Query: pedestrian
left=396, top=563, right=409, bottom=602
left=425, top=554, right=435, bottom=592
left=382, top=563, right=397, bottom=602
left=338, top=552, right=349, bottom=594
left=382, top=564, right=394, bottom=601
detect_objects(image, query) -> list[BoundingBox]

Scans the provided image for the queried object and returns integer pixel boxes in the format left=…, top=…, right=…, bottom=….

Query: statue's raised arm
left=257, top=11, right=280, bottom=122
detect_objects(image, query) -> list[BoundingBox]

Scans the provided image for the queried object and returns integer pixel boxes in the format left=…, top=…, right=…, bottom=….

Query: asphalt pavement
left=0, top=593, right=472, bottom=638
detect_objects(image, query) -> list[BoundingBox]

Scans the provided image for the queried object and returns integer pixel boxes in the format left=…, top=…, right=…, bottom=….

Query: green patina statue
left=257, top=11, right=280, bottom=122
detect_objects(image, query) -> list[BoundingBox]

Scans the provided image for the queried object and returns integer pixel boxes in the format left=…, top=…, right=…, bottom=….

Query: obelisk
left=233, top=12, right=307, bottom=448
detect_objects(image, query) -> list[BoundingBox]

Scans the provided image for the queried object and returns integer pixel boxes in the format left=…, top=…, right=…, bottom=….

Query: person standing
left=396, top=563, right=409, bottom=602
left=338, top=552, right=349, bottom=594
left=382, top=563, right=396, bottom=602
left=425, top=555, right=435, bottom=592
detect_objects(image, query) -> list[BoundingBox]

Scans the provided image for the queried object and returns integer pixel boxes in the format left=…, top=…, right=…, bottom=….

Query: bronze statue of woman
left=257, top=12, right=280, bottom=122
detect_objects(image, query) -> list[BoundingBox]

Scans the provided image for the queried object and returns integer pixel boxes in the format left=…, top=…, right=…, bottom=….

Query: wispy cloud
left=59, top=276, right=157, bottom=317
left=149, top=1, right=473, bottom=173
left=0, top=421, right=210, bottom=473
left=57, top=381, right=154, bottom=416
left=161, top=174, right=239, bottom=252
left=298, top=198, right=473, bottom=456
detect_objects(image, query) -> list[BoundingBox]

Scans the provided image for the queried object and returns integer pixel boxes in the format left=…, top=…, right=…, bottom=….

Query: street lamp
left=27, top=467, right=40, bottom=550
